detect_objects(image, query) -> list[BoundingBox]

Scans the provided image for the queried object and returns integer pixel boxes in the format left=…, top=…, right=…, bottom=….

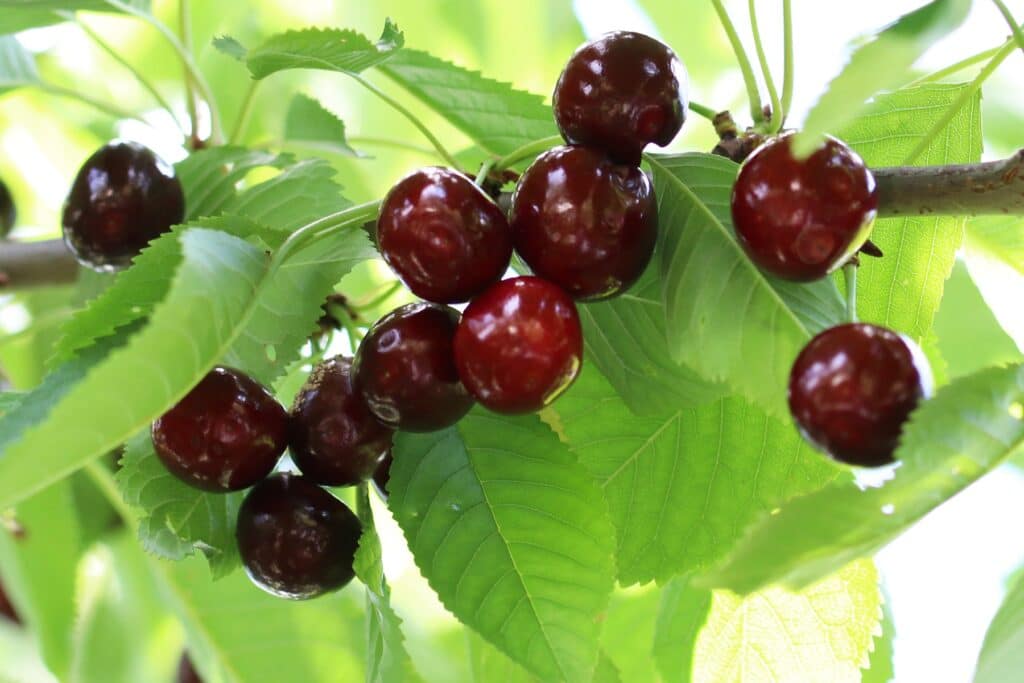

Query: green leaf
left=578, top=265, right=725, bottom=416
left=793, top=0, right=971, bottom=155
left=212, top=35, right=246, bottom=62
left=840, top=83, right=982, bottom=341
left=284, top=93, right=360, bottom=157
left=388, top=410, right=617, bottom=683
left=598, top=587, right=660, bottom=683
left=378, top=49, right=557, bottom=157
left=160, top=554, right=366, bottom=683
left=466, top=631, right=534, bottom=683
left=0, top=1, right=150, bottom=35
left=974, top=569, right=1024, bottom=683
left=230, top=19, right=404, bottom=80
left=0, top=35, right=38, bottom=93
left=649, top=152, right=846, bottom=418
left=354, top=485, right=384, bottom=596
left=964, top=217, right=1024, bottom=351
left=863, top=590, right=895, bottom=683
left=0, top=227, right=267, bottom=510
left=700, top=363, right=1024, bottom=594
left=656, top=561, right=882, bottom=682
left=553, top=364, right=839, bottom=585
left=0, top=480, right=85, bottom=679
left=967, top=216, right=1024, bottom=277
left=116, top=433, right=242, bottom=576
left=175, top=146, right=284, bottom=221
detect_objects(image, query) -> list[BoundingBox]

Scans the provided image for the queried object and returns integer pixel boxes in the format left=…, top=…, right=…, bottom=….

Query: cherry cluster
left=731, top=134, right=933, bottom=467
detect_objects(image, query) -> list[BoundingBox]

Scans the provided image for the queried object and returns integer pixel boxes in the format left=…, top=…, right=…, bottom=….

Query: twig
left=0, top=240, right=79, bottom=290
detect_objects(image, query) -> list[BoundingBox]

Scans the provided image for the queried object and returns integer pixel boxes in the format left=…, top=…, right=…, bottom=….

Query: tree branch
left=0, top=240, right=79, bottom=291
left=875, top=149, right=1024, bottom=218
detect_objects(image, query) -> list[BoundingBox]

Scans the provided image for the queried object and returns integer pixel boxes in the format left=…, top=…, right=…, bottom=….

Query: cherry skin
left=731, top=133, right=878, bottom=282
left=289, top=356, right=394, bottom=487
left=511, top=145, right=657, bottom=301
left=151, top=367, right=288, bottom=492
left=371, top=450, right=393, bottom=501
left=236, top=473, right=361, bottom=599
left=454, top=276, right=583, bottom=414
left=789, top=323, right=932, bottom=467
left=63, top=141, right=185, bottom=271
left=0, top=178, right=15, bottom=238
left=378, top=167, right=513, bottom=303
left=354, top=303, right=474, bottom=431
left=553, top=31, right=688, bottom=165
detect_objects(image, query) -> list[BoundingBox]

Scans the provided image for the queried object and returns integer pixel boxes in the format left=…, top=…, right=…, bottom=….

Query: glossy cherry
left=0, top=178, right=15, bottom=238
left=151, top=367, right=288, bottom=492
left=371, top=450, right=393, bottom=501
left=553, top=31, right=688, bottom=165
left=511, top=145, right=657, bottom=300
left=177, top=655, right=202, bottom=683
left=236, top=473, right=360, bottom=599
left=63, top=141, right=185, bottom=270
left=455, top=276, right=583, bottom=414
left=289, top=356, right=394, bottom=487
left=789, top=323, right=932, bottom=467
left=731, top=133, right=878, bottom=281
left=378, top=167, right=513, bottom=303
left=0, top=579, right=19, bottom=624
left=354, top=303, right=474, bottom=431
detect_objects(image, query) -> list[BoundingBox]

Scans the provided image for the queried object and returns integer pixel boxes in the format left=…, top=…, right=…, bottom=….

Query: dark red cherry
left=0, top=179, right=15, bottom=238
left=354, top=303, right=474, bottom=431
left=455, top=276, right=583, bottom=414
left=377, top=167, right=513, bottom=303
left=0, top=579, right=19, bottom=624
left=511, top=145, right=657, bottom=300
left=289, top=356, right=394, bottom=487
left=789, top=323, right=932, bottom=467
left=237, top=473, right=360, bottom=599
left=371, top=450, right=392, bottom=501
left=151, top=367, right=288, bottom=492
left=553, top=31, right=688, bottom=165
left=731, top=134, right=878, bottom=281
left=62, top=141, right=185, bottom=270
left=177, top=655, right=202, bottom=683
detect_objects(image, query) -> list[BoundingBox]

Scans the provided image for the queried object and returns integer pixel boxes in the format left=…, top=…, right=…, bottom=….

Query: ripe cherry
left=354, top=303, right=474, bottom=431
left=553, top=31, right=688, bottom=165
left=371, top=450, right=393, bottom=501
left=789, top=323, right=932, bottom=467
left=63, top=141, right=185, bottom=270
left=0, top=579, right=19, bottom=624
left=289, top=356, right=394, bottom=487
left=455, top=276, right=583, bottom=414
left=731, top=134, right=878, bottom=281
left=236, top=473, right=360, bottom=599
left=511, top=145, right=657, bottom=300
left=0, top=179, right=15, bottom=238
left=378, top=167, right=513, bottom=303
left=151, top=367, right=288, bottom=492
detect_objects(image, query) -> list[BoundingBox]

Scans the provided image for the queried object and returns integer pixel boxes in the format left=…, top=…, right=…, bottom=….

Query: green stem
left=780, top=0, right=795, bottom=125
left=36, top=82, right=149, bottom=125
left=345, top=136, right=440, bottom=158
left=492, top=135, right=563, bottom=171
left=229, top=80, right=260, bottom=144
left=843, top=263, right=858, bottom=323
left=748, top=0, right=782, bottom=132
left=907, top=45, right=1003, bottom=85
left=83, top=461, right=135, bottom=523
left=349, top=73, right=460, bottom=169
left=902, top=41, right=1015, bottom=164
left=64, top=12, right=186, bottom=138
left=990, top=0, right=1024, bottom=57
left=278, top=200, right=382, bottom=264
left=353, top=281, right=403, bottom=312
left=104, top=0, right=223, bottom=143
left=688, top=100, right=718, bottom=122
left=711, top=0, right=764, bottom=124
left=178, top=0, right=200, bottom=144
left=474, top=159, right=496, bottom=186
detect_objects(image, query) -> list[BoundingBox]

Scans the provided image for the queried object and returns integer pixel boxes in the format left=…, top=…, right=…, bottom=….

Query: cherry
left=371, top=450, right=393, bottom=501
left=378, top=167, right=513, bottom=303
left=789, top=323, right=932, bottom=467
left=353, top=303, right=474, bottom=431
left=236, top=473, right=360, bottom=599
left=289, top=356, right=394, bottom=487
left=511, top=145, right=657, bottom=300
left=177, top=655, right=202, bottom=683
left=62, top=141, right=185, bottom=271
left=731, top=134, right=878, bottom=281
left=0, top=579, right=19, bottom=624
left=454, top=276, right=583, bottom=414
left=553, top=31, right=688, bottom=165
left=0, top=179, right=15, bottom=238
left=151, top=367, right=288, bottom=492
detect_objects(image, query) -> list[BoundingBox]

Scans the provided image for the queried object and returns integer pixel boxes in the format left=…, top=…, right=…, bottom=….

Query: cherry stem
left=492, top=135, right=564, bottom=172
left=843, top=263, right=858, bottom=323
left=780, top=0, right=795, bottom=125
left=990, top=0, right=1024, bottom=58
left=688, top=100, right=719, bottom=122
left=710, top=0, right=765, bottom=125
left=748, top=0, right=783, bottom=133
left=352, top=281, right=403, bottom=312
left=474, top=159, right=496, bottom=187
left=229, top=80, right=261, bottom=145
